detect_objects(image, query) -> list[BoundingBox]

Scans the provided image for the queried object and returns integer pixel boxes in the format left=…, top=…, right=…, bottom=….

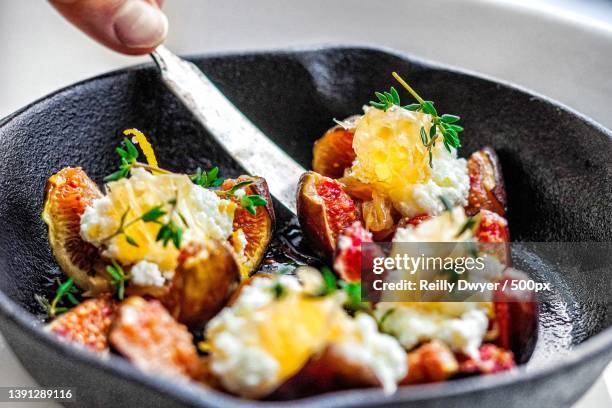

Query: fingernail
left=114, top=0, right=168, bottom=48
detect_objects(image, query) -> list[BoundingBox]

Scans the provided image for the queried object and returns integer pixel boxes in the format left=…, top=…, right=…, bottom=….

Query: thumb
left=49, top=0, right=168, bottom=55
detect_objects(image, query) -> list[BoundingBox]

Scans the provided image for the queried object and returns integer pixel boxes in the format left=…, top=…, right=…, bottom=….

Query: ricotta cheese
left=375, top=302, right=489, bottom=358
left=334, top=313, right=407, bottom=394
left=130, top=260, right=167, bottom=287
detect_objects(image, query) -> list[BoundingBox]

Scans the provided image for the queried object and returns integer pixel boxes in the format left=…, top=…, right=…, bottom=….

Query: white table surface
left=0, top=0, right=610, bottom=406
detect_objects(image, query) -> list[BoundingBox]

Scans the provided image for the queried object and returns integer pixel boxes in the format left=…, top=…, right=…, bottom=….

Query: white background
left=0, top=0, right=611, bottom=406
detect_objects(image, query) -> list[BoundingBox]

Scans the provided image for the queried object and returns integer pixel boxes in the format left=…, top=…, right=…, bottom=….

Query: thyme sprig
left=221, top=180, right=268, bottom=216
left=191, top=166, right=225, bottom=188
left=100, top=197, right=185, bottom=250
left=34, top=277, right=80, bottom=318
left=369, top=72, right=464, bottom=168
left=315, top=267, right=371, bottom=314
left=104, top=139, right=140, bottom=182
left=106, top=260, right=129, bottom=300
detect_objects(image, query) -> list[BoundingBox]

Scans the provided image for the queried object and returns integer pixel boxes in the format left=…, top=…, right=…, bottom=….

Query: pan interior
left=0, top=47, right=610, bottom=390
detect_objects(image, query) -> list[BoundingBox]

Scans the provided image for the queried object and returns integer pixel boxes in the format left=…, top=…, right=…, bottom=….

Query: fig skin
left=163, top=240, right=241, bottom=328
left=297, top=171, right=358, bottom=260
left=312, top=116, right=359, bottom=179
left=47, top=295, right=116, bottom=352
left=221, top=176, right=274, bottom=277
left=457, top=343, right=516, bottom=375
left=268, top=344, right=380, bottom=400
left=493, top=270, right=538, bottom=361
left=43, top=167, right=112, bottom=295
left=400, top=340, right=459, bottom=385
left=109, top=296, right=202, bottom=379
left=466, top=147, right=507, bottom=217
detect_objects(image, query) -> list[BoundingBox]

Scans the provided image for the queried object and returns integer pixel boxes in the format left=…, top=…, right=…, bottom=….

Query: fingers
left=49, top=0, right=168, bottom=55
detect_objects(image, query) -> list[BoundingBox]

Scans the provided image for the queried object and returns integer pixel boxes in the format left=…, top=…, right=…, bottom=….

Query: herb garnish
left=313, top=267, right=371, bottom=313
left=103, top=139, right=267, bottom=215
left=191, top=166, right=224, bottom=188
left=369, top=72, right=464, bottom=168
left=100, top=197, right=185, bottom=250
left=34, top=277, right=80, bottom=318
left=105, top=260, right=129, bottom=300
left=104, top=139, right=140, bottom=182
left=221, top=180, right=268, bottom=216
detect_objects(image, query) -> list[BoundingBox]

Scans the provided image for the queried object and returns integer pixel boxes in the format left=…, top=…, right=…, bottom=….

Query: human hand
left=49, top=0, right=168, bottom=55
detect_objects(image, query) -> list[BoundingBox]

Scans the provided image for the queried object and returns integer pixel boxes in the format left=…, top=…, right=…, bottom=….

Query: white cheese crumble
left=408, top=149, right=470, bottom=217
left=334, top=313, right=407, bottom=394
left=130, top=260, right=167, bottom=287
left=375, top=303, right=489, bottom=358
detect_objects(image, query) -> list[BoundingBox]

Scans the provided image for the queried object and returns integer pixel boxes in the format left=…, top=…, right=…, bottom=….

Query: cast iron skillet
left=0, top=46, right=610, bottom=408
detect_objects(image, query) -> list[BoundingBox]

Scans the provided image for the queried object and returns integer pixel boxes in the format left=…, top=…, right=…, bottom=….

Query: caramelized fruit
left=297, top=171, right=358, bottom=260
left=466, top=147, right=507, bottom=216
left=165, top=240, right=240, bottom=327
left=42, top=167, right=112, bottom=295
left=109, top=297, right=201, bottom=379
left=312, top=118, right=358, bottom=179
left=493, top=271, right=538, bottom=359
left=400, top=340, right=459, bottom=384
left=333, top=221, right=374, bottom=282
left=47, top=295, right=116, bottom=352
left=221, top=176, right=274, bottom=277
left=270, top=344, right=379, bottom=399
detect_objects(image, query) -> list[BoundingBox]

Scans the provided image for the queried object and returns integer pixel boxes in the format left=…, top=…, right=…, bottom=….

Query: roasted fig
left=47, top=295, right=116, bottom=352
left=297, top=171, right=358, bottom=260
left=221, top=176, right=274, bottom=277
left=400, top=340, right=459, bottom=385
left=457, top=343, right=515, bottom=374
left=269, top=344, right=379, bottom=400
left=42, top=167, right=112, bottom=295
left=165, top=240, right=240, bottom=327
left=466, top=147, right=507, bottom=217
left=476, top=209, right=510, bottom=264
left=109, top=296, right=201, bottom=379
left=493, top=270, right=538, bottom=360
left=333, top=221, right=381, bottom=282
left=312, top=117, right=358, bottom=179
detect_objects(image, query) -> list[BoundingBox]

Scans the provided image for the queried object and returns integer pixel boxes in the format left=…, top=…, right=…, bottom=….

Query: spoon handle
left=151, top=45, right=304, bottom=214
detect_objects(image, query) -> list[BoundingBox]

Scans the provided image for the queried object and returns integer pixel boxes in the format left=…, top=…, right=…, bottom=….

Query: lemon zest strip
left=123, top=128, right=158, bottom=170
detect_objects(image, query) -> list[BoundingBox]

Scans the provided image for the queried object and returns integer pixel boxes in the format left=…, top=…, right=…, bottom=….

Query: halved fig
left=493, top=269, right=538, bottom=361
left=312, top=117, right=358, bottom=179
left=221, top=176, right=274, bottom=277
left=47, top=295, right=116, bottom=352
left=297, top=171, right=358, bottom=260
left=109, top=296, right=201, bottom=379
left=400, top=340, right=459, bottom=385
left=164, top=240, right=240, bottom=327
left=457, top=343, right=515, bottom=374
left=397, top=214, right=433, bottom=229
left=466, top=147, right=507, bottom=217
left=269, top=344, right=379, bottom=400
left=333, top=221, right=381, bottom=282
left=42, top=167, right=112, bottom=295
left=476, top=209, right=510, bottom=264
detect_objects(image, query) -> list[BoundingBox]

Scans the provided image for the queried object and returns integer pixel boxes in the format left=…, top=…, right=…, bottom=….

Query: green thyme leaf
left=141, top=205, right=166, bottom=222
left=441, top=114, right=460, bottom=124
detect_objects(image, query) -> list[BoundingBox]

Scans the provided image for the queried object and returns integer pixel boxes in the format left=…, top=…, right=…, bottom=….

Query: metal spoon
left=150, top=45, right=305, bottom=214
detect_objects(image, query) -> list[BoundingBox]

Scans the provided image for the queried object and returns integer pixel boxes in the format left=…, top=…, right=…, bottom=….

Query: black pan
left=0, top=46, right=610, bottom=408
